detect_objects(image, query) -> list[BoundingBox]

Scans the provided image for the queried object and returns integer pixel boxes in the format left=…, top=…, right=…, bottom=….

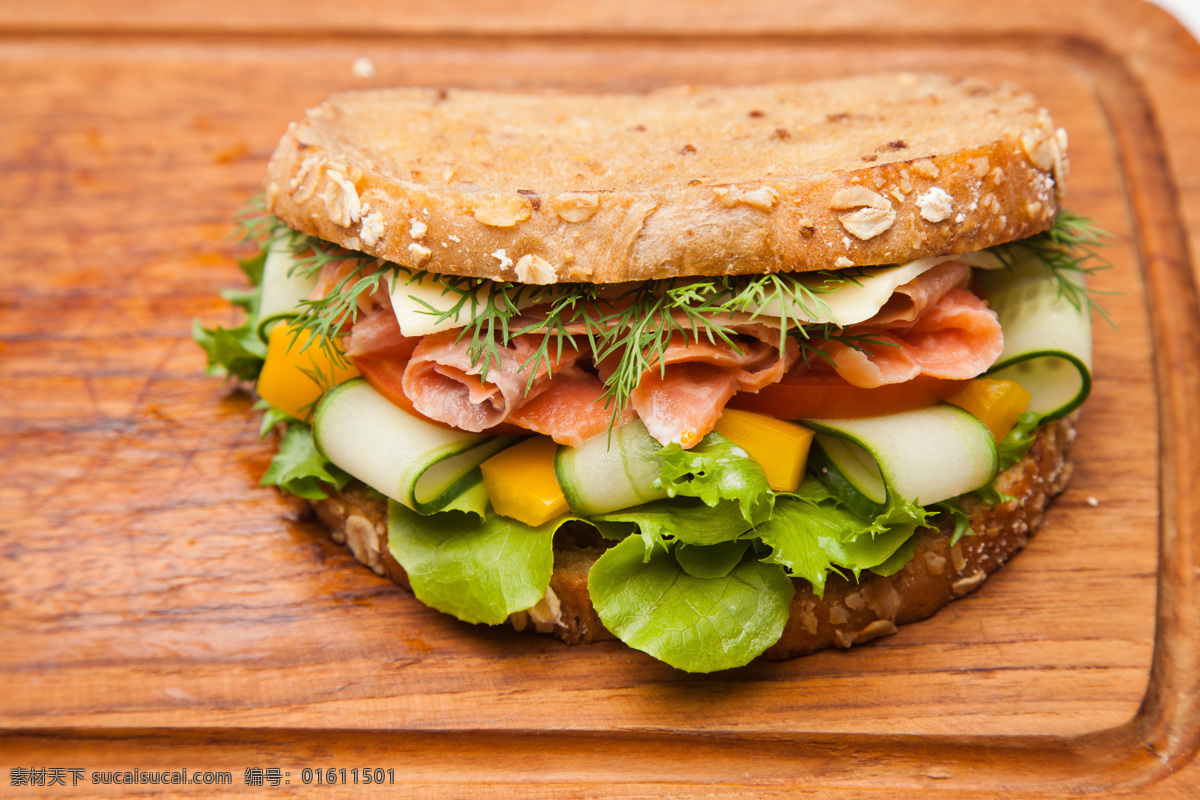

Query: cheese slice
left=388, top=250, right=1005, bottom=336
left=744, top=251, right=1004, bottom=326
left=388, top=268, right=534, bottom=336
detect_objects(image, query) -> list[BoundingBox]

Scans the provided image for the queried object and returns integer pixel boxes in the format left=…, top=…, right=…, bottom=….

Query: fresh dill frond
left=997, top=210, right=1115, bottom=326
left=287, top=236, right=393, bottom=367
left=231, top=194, right=284, bottom=244
left=232, top=202, right=1115, bottom=431
left=388, top=267, right=866, bottom=420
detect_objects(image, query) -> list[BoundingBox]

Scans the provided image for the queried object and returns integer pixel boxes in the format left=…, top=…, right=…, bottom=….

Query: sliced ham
left=870, top=260, right=971, bottom=325
left=344, top=306, right=415, bottom=359
left=339, top=266, right=1001, bottom=449
left=612, top=316, right=800, bottom=447
left=818, top=288, right=1003, bottom=388
left=402, top=331, right=585, bottom=433
left=508, top=371, right=636, bottom=446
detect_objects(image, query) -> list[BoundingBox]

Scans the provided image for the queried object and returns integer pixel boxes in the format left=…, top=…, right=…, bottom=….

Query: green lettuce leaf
left=193, top=245, right=268, bottom=380
left=933, top=497, right=971, bottom=547
left=810, top=451, right=932, bottom=535
left=817, top=524, right=916, bottom=580
left=238, top=247, right=267, bottom=287
left=255, top=399, right=293, bottom=439
left=757, top=482, right=919, bottom=592
left=754, top=495, right=851, bottom=596
left=674, top=540, right=752, bottom=579
left=222, top=285, right=260, bottom=317
left=434, top=476, right=492, bottom=517
left=260, top=423, right=351, bottom=500
left=387, top=498, right=566, bottom=625
left=192, top=318, right=266, bottom=381
left=587, top=535, right=794, bottom=673
left=600, top=496, right=758, bottom=553
left=868, top=533, right=919, bottom=577
left=656, top=432, right=772, bottom=522
left=998, top=411, right=1041, bottom=470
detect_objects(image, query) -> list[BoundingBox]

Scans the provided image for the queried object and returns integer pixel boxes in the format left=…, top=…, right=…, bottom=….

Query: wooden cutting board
left=2, top=0, right=1199, bottom=796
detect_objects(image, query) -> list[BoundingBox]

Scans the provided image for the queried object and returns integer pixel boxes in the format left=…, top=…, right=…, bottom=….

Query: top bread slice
left=265, top=73, right=1066, bottom=284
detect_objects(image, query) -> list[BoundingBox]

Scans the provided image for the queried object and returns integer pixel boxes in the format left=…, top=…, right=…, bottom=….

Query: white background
left=1152, top=0, right=1200, bottom=38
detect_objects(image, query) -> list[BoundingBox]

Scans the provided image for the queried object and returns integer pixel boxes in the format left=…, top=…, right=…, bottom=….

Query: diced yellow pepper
left=480, top=437, right=569, bottom=527
left=256, top=322, right=360, bottom=421
left=713, top=408, right=814, bottom=492
left=947, top=378, right=1032, bottom=442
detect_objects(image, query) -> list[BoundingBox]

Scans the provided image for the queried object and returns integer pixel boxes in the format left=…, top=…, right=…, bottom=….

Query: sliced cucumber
left=978, top=251, right=1093, bottom=419
left=554, top=420, right=668, bottom=516
left=806, top=405, right=998, bottom=506
left=256, top=242, right=318, bottom=342
left=313, top=379, right=513, bottom=513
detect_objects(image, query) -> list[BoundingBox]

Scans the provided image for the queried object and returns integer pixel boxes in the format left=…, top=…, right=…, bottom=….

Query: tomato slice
left=727, top=371, right=967, bottom=420
left=351, top=355, right=525, bottom=435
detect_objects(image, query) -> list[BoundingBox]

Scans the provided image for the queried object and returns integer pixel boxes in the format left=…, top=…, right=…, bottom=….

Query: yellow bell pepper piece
left=947, top=378, right=1032, bottom=442
left=480, top=437, right=569, bottom=526
left=256, top=322, right=360, bottom=421
left=713, top=408, right=814, bottom=492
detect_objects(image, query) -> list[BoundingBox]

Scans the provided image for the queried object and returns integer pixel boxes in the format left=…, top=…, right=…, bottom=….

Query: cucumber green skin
left=979, top=252, right=1093, bottom=420
left=806, top=445, right=884, bottom=517
left=255, top=244, right=317, bottom=343
left=805, top=405, right=999, bottom=507
left=313, top=378, right=510, bottom=513
left=554, top=421, right=668, bottom=516
left=987, top=351, right=1092, bottom=421
left=255, top=311, right=299, bottom=342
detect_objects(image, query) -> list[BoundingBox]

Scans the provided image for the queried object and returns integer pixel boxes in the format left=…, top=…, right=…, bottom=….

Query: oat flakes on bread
left=196, top=71, right=1102, bottom=673
left=265, top=73, right=1066, bottom=284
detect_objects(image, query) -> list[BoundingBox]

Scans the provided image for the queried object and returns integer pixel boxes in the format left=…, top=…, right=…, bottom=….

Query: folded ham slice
left=402, top=331, right=584, bottom=433
left=816, top=287, right=1004, bottom=388
left=507, top=371, right=637, bottom=446
left=611, top=317, right=800, bottom=447
left=342, top=260, right=1003, bottom=449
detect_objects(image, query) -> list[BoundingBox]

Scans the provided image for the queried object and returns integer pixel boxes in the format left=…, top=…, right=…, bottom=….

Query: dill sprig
left=997, top=210, right=1115, bottom=326
left=292, top=247, right=391, bottom=367
left=231, top=194, right=285, bottom=245
left=233, top=197, right=1113, bottom=425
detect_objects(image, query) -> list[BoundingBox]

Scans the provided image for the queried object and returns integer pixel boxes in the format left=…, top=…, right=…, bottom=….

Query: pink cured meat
left=401, top=331, right=584, bottom=433
left=344, top=306, right=414, bottom=359
left=819, top=288, right=1004, bottom=388
left=616, top=318, right=800, bottom=447
left=870, top=261, right=971, bottom=325
left=345, top=264, right=1000, bottom=448
left=507, top=371, right=637, bottom=446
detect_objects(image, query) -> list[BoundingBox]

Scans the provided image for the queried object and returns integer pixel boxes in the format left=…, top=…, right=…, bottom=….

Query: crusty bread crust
left=265, top=74, right=1066, bottom=284
left=310, top=415, right=1076, bottom=660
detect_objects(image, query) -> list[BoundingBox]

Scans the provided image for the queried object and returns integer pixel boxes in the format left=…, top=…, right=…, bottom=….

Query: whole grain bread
left=310, top=415, right=1076, bottom=660
left=265, top=73, right=1066, bottom=285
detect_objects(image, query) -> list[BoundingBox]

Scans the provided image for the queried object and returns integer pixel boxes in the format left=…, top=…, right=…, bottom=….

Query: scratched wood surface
left=1, top=0, right=1198, bottom=796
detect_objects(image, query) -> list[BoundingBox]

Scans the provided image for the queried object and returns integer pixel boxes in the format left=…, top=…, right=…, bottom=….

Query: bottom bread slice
left=309, top=416, right=1076, bottom=660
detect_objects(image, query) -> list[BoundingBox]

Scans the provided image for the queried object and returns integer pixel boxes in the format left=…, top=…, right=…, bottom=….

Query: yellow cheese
left=388, top=251, right=1006, bottom=336
left=480, top=437, right=569, bottom=526
left=713, top=408, right=814, bottom=492
left=256, top=323, right=360, bottom=421
left=947, top=378, right=1032, bottom=442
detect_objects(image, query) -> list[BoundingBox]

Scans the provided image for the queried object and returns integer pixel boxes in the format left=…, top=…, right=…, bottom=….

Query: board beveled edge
left=3, top=3, right=1200, bottom=796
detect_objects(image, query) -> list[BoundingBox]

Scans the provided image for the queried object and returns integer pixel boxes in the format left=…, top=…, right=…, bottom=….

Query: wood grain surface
left=1, top=0, right=1198, bottom=796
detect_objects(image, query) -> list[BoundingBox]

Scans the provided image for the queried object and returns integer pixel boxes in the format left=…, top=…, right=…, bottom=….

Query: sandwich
left=195, top=73, right=1105, bottom=672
